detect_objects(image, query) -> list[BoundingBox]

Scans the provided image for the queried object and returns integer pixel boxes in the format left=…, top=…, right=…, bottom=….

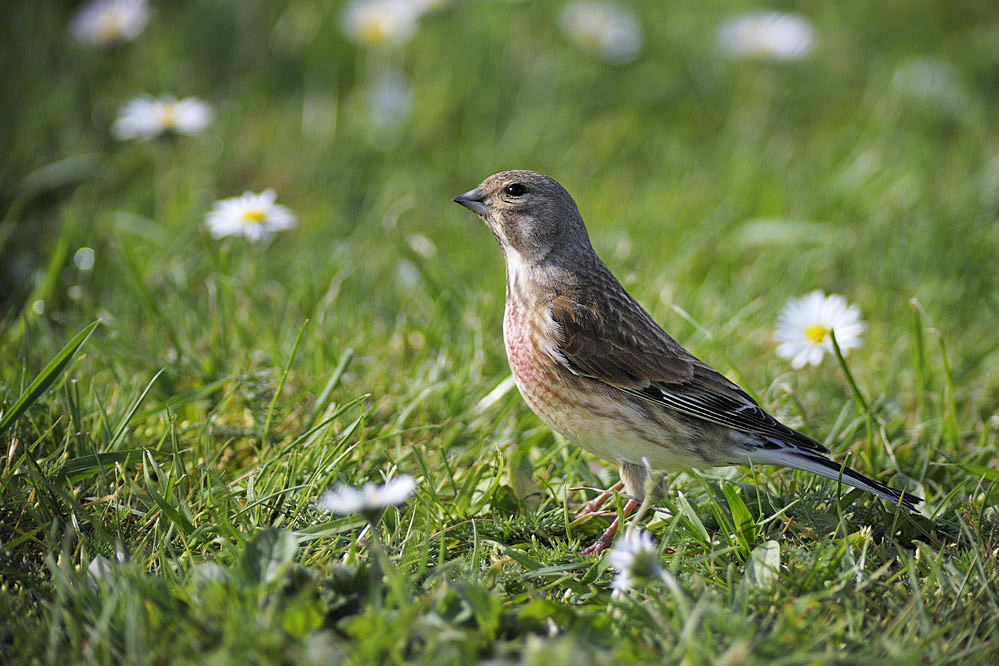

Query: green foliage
left=2, top=1, right=998, bottom=664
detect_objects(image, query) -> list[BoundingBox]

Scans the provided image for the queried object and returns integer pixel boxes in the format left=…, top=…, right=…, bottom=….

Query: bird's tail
left=749, top=444, right=922, bottom=513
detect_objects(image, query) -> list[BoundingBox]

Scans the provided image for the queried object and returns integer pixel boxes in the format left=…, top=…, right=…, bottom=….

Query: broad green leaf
left=723, top=483, right=757, bottom=544
left=675, top=491, right=711, bottom=547
left=241, top=528, right=298, bottom=585
left=744, top=540, right=781, bottom=589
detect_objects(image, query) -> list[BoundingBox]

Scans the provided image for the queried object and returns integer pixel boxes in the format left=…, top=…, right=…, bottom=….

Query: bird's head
left=452, top=170, right=590, bottom=265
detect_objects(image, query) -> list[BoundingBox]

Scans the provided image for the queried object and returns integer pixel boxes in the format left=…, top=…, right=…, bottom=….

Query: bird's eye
left=504, top=183, right=527, bottom=197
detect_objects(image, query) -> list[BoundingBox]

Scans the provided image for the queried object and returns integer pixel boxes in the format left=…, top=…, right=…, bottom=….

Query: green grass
left=2, top=1, right=998, bottom=663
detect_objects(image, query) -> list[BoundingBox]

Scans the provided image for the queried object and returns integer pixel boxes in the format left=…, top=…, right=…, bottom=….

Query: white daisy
left=775, top=291, right=865, bottom=369
left=70, top=0, right=151, bottom=46
left=608, top=528, right=662, bottom=593
left=341, top=0, right=419, bottom=47
left=111, top=94, right=213, bottom=140
left=715, top=11, right=816, bottom=61
left=317, top=476, right=416, bottom=515
left=559, top=2, right=642, bottom=64
left=205, top=190, right=296, bottom=242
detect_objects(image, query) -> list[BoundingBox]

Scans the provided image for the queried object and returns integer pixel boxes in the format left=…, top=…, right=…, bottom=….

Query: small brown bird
left=453, top=170, right=920, bottom=555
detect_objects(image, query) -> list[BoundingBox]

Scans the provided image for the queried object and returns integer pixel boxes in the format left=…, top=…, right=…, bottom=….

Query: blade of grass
left=304, top=347, right=354, bottom=431
left=262, top=318, right=310, bottom=445
left=3, top=205, right=75, bottom=344
left=938, top=335, right=960, bottom=447
left=909, top=299, right=927, bottom=421
left=128, top=375, right=230, bottom=425
left=52, top=450, right=165, bottom=483
left=829, top=329, right=874, bottom=454
left=143, top=450, right=196, bottom=536
left=117, top=237, right=186, bottom=359
left=107, top=369, right=164, bottom=451
left=0, top=319, right=100, bottom=435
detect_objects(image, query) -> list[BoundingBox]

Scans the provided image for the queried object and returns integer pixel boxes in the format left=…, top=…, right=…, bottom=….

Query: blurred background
left=1, top=0, right=996, bottom=408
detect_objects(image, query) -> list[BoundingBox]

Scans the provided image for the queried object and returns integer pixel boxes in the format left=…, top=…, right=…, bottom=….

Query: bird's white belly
left=537, top=395, right=704, bottom=472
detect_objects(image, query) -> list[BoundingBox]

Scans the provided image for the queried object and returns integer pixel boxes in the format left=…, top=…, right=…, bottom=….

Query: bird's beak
left=452, top=187, right=489, bottom=216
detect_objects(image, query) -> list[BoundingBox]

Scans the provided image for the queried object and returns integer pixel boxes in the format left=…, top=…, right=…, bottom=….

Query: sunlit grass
left=2, top=1, right=998, bottom=664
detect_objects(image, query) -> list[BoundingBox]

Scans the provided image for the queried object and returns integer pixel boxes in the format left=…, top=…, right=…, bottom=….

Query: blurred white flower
left=716, top=11, right=816, bottom=61
left=560, top=2, right=642, bottom=64
left=406, top=233, right=437, bottom=258
left=775, top=291, right=865, bottom=369
left=891, top=56, right=964, bottom=107
left=395, top=259, right=423, bottom=290
left=367, top=71, right=412, bottom=140
left=112, top=94, right=213, bottom=140
left=205, top=189, right=296, bottom=242
left=317, top=476, right=416, bottom=515
left=608, top=529, right=662, bottom=593
left=87, top=555, right=114, bottom=588
left=74, top=247, right=96, bottom=271
left=70, top=0, right=150, bottom=46
left=342, top=0, right=419, bottom=47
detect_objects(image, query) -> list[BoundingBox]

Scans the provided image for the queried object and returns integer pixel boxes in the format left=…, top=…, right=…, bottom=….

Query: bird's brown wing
left=549, top=293, right=830, bottom=454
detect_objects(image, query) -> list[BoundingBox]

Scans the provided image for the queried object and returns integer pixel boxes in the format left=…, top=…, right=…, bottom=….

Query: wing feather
left=549, top=292, right=829, bottom=455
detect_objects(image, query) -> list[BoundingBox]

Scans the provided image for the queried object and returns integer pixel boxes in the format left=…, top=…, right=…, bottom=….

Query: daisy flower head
left=560, top=2, right=642, bottom=64
left=775, top=291, right=865, bottom=369
left=608, top=529, right=662, bottom=593
left=715, top=11, right=816, bottom=62
left=341, top=0, right=419, bottom=47
left=317, top=476, right=416, bottom=518
left=205, top=189, right=296, bottom=242
left=70, top=0, right=151, bottom=46
left=111, top=94, right=213, bottom=140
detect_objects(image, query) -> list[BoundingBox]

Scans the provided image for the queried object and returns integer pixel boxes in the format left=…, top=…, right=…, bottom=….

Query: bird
left=452, top=169, right=921, bottom=555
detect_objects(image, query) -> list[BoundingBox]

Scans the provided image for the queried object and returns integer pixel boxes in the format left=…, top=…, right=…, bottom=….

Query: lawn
left=2, top=1, right=998, bottom=664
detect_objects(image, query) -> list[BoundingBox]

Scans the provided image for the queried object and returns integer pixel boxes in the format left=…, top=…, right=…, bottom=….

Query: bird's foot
left=578, top=519, right=620, bottom=557
left=577, top=498, right=639, bottom=556
left=573, top=480, right=625, bottom=521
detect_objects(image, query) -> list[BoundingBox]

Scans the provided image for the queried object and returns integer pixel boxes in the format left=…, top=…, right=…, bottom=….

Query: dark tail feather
left=750, top=445, right=922, bottom=512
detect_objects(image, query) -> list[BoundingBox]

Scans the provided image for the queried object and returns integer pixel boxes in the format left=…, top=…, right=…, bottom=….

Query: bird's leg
left=573, top=480, right=625, bottom=520
left=579, top=498, right=639, bottom=556
left=627, top=465, right=667, bottom=529
left=578, top=461, right=666, bottom=556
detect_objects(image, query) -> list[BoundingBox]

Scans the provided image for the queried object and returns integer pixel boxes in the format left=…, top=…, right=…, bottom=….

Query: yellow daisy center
left=747, top=44, right=776, bottom=57
left=156, top=103, right=177, bottom=129
left=358, top=19, right=389, bottom=45
left=241, top=209, right=267, bottom=223
left=97, top=14, right=123, bottom=41
left=804, top=323, right=829, bottom=344
left=576, top=29, right=604, bottom=50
